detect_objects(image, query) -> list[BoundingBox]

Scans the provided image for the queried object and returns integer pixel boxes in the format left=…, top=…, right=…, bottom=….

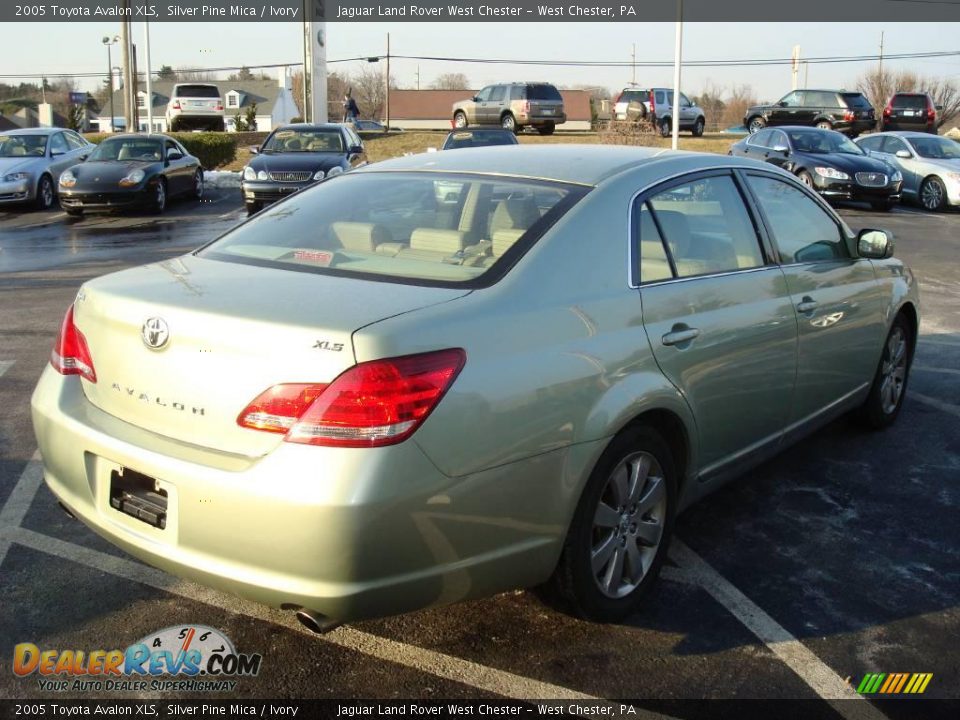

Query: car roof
left=872, top=130, right=944, bottom=139
left=355, top=144, right=750, bottom=187
left=0, top=127, right=61, bottom=136
left=276, top=123, right=345, bottom=131
left=103, top=133, right=169, bottom=140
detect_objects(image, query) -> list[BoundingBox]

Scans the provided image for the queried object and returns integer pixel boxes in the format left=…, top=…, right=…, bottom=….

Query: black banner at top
left=4, top=0, right=960, bottom=22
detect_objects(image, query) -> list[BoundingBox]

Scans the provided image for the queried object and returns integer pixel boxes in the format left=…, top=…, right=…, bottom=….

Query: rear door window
left=841, top=93, right=872, bottom=109
left=748, top=129, right=772, bottom=148
left=747, top=175, right=847, bottom=264
left=509, top=85, right=525, bottom=101
left=488, top=86, right=506, bottom=103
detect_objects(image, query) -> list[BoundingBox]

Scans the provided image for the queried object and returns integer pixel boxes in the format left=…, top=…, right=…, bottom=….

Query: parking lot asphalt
left=0, top=197, right=957, bottom=717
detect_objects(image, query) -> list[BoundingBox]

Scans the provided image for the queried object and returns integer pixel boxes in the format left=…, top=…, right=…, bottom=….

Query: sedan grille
left=856, top=172, right=888, bottom=187
left=268, top=171, right=312, bottom=183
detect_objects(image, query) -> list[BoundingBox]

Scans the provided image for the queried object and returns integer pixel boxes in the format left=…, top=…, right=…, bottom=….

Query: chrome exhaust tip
left=294, top=609, right=341, bottom=635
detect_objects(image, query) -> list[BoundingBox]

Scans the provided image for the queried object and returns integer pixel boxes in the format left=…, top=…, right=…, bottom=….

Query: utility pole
left=131, top=42, right=140, bottom=131
left=385, top=32, right=391, bottom=128
left=631, top=43, right=636, bottom=85
left=120, top=7, right=132, bottom=130
left=671, top=0, right=682, bottom=151
left=143, top=21, right=153, bottom=133
left=791, top=45, right=800, bottom=91
left=878, top=31, right=885, bottom=83
left=416, top=65, right=420, bottom=90
left=804, top=61, right=809, bottom=90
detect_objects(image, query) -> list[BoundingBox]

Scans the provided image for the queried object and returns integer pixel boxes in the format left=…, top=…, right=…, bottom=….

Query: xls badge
left=142, top=317, right=170, bottom=350
left=13, top=625, right=262, bottom=693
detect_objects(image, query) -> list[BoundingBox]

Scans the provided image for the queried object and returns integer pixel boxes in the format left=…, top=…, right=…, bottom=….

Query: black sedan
left=242, top=124, right=367, bottom=215
left=441, top=128, right=519, bottom=150
left=729, top=127, right=902, bottom=212
left=58, top=134, right=202, bottom=216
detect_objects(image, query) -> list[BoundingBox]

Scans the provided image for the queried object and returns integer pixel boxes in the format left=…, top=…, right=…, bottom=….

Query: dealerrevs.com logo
left=13, top=625, right=262, bottom=693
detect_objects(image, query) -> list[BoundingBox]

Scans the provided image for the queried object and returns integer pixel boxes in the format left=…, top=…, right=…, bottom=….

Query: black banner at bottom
left=1, top=699, right=959, bottom=720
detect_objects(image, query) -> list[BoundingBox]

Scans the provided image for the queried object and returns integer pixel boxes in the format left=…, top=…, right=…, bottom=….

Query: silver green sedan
left=32, top=146, right=919, bottom=628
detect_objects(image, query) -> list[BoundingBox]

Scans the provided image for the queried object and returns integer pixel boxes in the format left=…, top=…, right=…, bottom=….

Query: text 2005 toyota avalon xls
left=32, top=146, right=918, bottom=629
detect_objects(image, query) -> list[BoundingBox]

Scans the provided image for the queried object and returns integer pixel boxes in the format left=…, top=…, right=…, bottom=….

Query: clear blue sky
left=5, top=21, right=960, bottom=101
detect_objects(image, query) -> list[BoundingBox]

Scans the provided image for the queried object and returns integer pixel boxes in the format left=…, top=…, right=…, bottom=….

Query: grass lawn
left=220, top=130, right=739, bottom=171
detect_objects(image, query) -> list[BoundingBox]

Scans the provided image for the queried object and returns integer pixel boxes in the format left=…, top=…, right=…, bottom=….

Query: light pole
left=102, top=35, right=120, bottom=132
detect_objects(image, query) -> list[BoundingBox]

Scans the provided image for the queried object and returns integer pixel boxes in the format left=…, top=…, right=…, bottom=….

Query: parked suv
left=613, top=87, right=706, bottom=137
left=166, top=83, right=225, bottom=132
left=881, top=92, right=939, bottom=133
left=744, top=90, right=875, bottom=137
left=452, top=82, right=566, bottom=135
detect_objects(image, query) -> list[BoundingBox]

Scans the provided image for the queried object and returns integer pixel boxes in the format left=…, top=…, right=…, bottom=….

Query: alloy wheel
left=748, top=118, right=765, bottom=134
left=590, top=451, right=667, bottom=599
left=501, top=114, right=515, bottom=132
left=879, top=327, right=908, bottom=415
left=155, top=182, right=166, bottom=212
left=816, top=121, right=833, bottom=130
left=454, top=113, right=467, bottom=129
left=37, top=177, right=53, bottom=210
left=194, top=172, right=204, bottom=199
left=921, top=178, right=945, bottom=211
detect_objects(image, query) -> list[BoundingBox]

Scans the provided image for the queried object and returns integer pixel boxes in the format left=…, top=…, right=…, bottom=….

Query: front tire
left=857, top=314, right=912, bottom=429
left=798, top=170, right=815, bottom=189
left=65, top=208, right=83, bottom=217
left=245, top=201, right=262, bottom=216
left=35, top=174, right=54, bottom=211
left=920, top=176, right=947, bottom=212
left=542, top=426, right=677, bottom=622
left=870, top=199, right=896, bottom=212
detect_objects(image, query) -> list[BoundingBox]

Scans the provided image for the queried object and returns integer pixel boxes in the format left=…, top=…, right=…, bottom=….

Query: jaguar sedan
left=856, top=131, right=960, bottom=212
left=729, top=126, right=902, bottom=211
left=242, top=123, right=367, bottom=215
left=32, top=146, right=918, bottom=629
left=58, top=134, right=202, bottom=216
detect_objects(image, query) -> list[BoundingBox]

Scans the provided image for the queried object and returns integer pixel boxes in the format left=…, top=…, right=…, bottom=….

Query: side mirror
left=348, top=144, right=363, bottom=155
left=772, top=144, right=790, bottom=155
left=777, top=101, right=788, bottom=108
left=249, top=146, right=259, bottom=155
left=472, top=96, right=480, bottom=102
left=858, top=229, right=894, bottom=259
left=167, top=150, right=183, bottom=161
left=895, top=149, right=912, bottom=159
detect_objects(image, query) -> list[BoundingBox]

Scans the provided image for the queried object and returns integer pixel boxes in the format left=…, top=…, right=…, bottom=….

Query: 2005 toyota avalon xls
left=32, top=146, right=919, bottom=629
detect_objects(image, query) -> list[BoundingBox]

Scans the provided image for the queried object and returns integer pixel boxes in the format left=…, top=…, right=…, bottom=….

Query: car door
left=471, top=86, right=493, bottom=124
left=769, top=91, right=804, bottom=126
left=163, top=139, right=191, bottom=195
left=742, top=129, right=771, bottom=158
left=486, top=85, right=507, bottom=125
left=763, top=130, right=792, bottom=169
left=744, top=172, right=886, bottom=424
left=63, top=131, right=92, bottom=164
left=881, top=136, right=921, bottom=197
left=46, top=132, right=75, bottom=181
left=636, top=171, right=798, bottom=473
left=679, top=93, right=697, bottom=126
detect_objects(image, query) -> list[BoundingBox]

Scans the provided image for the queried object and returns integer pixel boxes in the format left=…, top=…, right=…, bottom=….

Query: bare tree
left=692, top=81, right=726, bottom=132
left=925, top=77, right=960, bottom=128
left=351, top=65, right=397, bottom=120
left=430, top=73, right=470, bottom=90
left=856, top=67, right=960, bottom=129
left=176, top=67, right=217, bottom=82
left=722, top=84, right=758, bottom=130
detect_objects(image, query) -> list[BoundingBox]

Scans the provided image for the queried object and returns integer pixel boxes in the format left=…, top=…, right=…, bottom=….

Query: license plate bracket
left=109, top=468, right=168, bottom=529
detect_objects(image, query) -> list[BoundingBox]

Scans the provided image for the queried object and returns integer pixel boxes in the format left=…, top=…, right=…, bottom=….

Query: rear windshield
left=841, top=93, right=872, bottom=109
left=619, top=90, right=648, bottom=103
left=892, top=94, right=928, bottom=110
left=527, top=85, right=563, bottom=101
left=442, top=130, right=519, bottom=150
left=175, top=85, right=221, bottom=98
left=199, top=171, right=587, bottom=288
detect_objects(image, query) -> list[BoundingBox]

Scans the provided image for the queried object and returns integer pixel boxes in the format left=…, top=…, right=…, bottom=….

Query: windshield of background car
left=841, top=93, right=872, bottom=109
left=175, top=85, right=220, bottom=98
left=263, top=129, right=344, bottom=153
left=787, top=130, right=864, bottom=155
left=198, top=172, right=587, bottom=287
left=910, top=136, right=960, bottom=159
left=528, top=85, right=563, bottom=101
left=0, top=134, right=47, bottom=157
left=442, top=130, right=518, bottom=149
left=88, top=138, right=163, bottom=162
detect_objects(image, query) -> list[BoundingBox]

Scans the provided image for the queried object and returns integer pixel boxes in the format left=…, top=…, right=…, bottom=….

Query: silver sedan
left=856, top=131, right=960, bottom=211
left=0, top=128, right=93, bottom=211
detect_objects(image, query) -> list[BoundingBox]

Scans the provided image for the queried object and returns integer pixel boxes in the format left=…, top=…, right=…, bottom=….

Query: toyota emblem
left=141, top=317, right=170, bottom=350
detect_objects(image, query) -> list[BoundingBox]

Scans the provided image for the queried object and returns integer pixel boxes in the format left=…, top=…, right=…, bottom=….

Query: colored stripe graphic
left=857, top=672, right=932, bottom=694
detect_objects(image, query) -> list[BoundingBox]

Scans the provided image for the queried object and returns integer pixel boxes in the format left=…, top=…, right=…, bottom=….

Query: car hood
left=795, top=152, right=893, bottom=174
left=249, top=153, right=347, bottom=173
left=68, top=160, right=160, bottom=189
left=0, top=156, right=43, bottom=175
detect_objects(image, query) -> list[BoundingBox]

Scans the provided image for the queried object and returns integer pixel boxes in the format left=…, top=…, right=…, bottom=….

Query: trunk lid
left=74, top=255, right=469, bottom=456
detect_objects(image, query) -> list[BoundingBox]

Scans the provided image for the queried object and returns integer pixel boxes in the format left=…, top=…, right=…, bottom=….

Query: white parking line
left=669, top=540, right=889, bottom=719
left=0, top=360, right=14, bottom=379
left=0, top=454, right=43, bottom=567
left=911, top=392, right=960, bottom=419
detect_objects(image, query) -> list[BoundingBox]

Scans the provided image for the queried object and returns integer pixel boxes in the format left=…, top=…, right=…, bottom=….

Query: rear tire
left=537, top=122, right=556, bottom=136
left=501, top=113, right=517, bottom=133
left=692, top=118, right=705, bottom=137
left=541, top=425, right=677, bottom=622
left=747, top=116, right=766, bottom=134
left=245, top=201, right=262, bottom=216
left=453, top=111, right=467, bottom=129
left=857, top=314, right=912, bottom=430
left=169, top=118, right=181, bottom=132
left=659, top=118, right=672, bottom=137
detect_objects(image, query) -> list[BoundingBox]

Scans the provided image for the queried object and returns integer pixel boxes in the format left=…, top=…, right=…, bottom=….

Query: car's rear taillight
left=522, top=100, right=530, bottom=113
left=649, top=90, right=656, bottom=120
left=238, top=349, right=466, bottom=448
left=883, top=103, right=893, bottom=117
left=928, top=103, right=937, bottom=123
left=216, top=103, right=223, bottom=111
left=843, top=110, right=855, bottom=122
left=172, top=100, right=181, bottom=110
left=614, top=92, right=623, bottom=104
left=50, top=305, right=96, bottom=383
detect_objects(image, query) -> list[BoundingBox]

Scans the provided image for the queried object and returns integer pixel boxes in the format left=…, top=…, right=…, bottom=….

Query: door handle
left=662, top=326, right=700, bottom=347
left=796, top=297, right=818, bottom=314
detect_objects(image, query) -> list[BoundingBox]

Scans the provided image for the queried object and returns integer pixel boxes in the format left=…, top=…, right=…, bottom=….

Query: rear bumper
left=31, top=367, right=568, bottom=622
left=517, top=112, right=566, bottom=126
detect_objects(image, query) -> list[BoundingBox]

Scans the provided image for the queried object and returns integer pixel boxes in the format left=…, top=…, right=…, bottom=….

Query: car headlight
left=59, top=171, right=76, bottom=188
left=326, top=166, right=344, bottom=178
left=891, top=170, right=903, bottom=182
left=257, top=170, right=269, bottom=181
left=814, top=167, right=850, bottom=180
left=313, top=169, right=326, bottom=181
left=3, top=171, right=30, bottom=183
left=118, top=169, right=145, bottom=187
left=243, top=166, right=257, bottom=181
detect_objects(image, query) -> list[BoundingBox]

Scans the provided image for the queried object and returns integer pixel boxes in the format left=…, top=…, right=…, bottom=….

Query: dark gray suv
left=452, top=82, right=566, bottom=135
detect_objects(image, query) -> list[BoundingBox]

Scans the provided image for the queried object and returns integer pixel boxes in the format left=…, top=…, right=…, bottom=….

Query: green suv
left=452, top=82, right=566, bottom=135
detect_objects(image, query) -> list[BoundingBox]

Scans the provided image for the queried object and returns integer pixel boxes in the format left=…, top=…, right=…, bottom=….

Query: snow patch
left=204, top=170, right=242, bottom=189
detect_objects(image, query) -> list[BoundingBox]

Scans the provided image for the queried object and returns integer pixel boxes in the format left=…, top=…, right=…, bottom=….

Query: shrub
left=79, top=131, right=237, bottom=169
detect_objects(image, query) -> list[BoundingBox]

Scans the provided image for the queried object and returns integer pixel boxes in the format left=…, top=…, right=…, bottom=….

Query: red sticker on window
left=293, top=250, right=334, bottom=266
